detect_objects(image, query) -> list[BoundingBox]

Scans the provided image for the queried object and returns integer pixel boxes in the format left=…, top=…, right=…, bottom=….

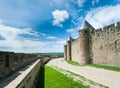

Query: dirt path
left=46, top=58, right=120, bottom=88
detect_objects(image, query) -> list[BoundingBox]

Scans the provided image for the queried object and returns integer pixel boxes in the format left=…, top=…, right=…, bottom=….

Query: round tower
left=78, top=20, right=94, bottom=64
left=67, top=37, right=72, bottom=61
left=64, top=45, right=67, bottom=60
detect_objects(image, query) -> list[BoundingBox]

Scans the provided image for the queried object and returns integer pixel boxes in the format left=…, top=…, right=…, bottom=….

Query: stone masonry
left=0, top=51, right=38, bottom=78
left=64, top=20, right=120, bottom=66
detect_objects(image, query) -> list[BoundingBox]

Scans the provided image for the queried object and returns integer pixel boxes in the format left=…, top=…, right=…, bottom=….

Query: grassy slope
left=65, top=60, right=80, bottom=66
left=65, top=60, right=120, bottom=72
left=36, top=66, right=89, bottom=88
left=86, top=64, right=120, bottom=72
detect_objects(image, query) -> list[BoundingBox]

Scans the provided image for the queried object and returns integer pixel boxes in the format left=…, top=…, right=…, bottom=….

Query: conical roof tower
left=67, top=36, right=73, bottom=41
left=81, top=20, right=95, bottom=30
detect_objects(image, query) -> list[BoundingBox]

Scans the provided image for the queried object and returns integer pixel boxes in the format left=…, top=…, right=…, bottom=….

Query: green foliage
left=36, top=66, right=89, bottom=88
left=65, top=60, right=120, bottom=72
left=86, top=64, right=120, bottom=72
left=65, top=60, right=81, bottom=66
left=35, top=52, right=64, bottom=58
left=50, top=53, right=64, bottom=58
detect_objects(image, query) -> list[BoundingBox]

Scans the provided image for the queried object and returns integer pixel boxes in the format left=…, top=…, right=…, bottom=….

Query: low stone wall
left=0, top=57, right=50, bottom=88
left=15, top=58, right=50, bottom=88
left=41, top=56, right=50, bottom=64
left=0, top=51, right=37, bottom=78
left=16, top=59, right=41, bottom=88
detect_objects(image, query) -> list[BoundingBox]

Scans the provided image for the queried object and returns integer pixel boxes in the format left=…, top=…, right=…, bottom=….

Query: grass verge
left=53, top=66, right=108, bottom=88
left=86, top=64, right=120, bottom=72
left=65, top=60, right=81, bottom=66
left=65, top=60, right=120, bottom=72
left=36, top=66, right=89, bottom=88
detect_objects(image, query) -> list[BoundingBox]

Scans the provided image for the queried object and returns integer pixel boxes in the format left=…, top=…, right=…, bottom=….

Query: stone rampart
left=64, top=21, right=120, bottom=66
left=71, top=38, right=82, bottom=63
left=91, top=22, right=120, bottom=66
left=0, top=53, right=50, bottom=88
left=0, top=51, right=37, bottom=78
left=16, top=57, right=50, bottom=88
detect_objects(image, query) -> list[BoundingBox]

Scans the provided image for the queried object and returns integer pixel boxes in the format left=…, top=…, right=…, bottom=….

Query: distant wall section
left=71, top=38, right=82, bottom=63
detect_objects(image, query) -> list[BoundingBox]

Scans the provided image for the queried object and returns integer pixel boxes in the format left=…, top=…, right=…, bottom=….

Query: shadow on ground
left=35, top=59, right=51, bottom=88
left=36, top=66, right=45, bottom=88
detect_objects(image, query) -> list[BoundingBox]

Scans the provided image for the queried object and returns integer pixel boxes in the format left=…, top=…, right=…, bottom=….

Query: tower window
left=85, top=31, right=87, bottom=33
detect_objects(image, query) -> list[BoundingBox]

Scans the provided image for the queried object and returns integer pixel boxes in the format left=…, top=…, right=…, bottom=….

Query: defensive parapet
left=91, top=21, right=120, bottom=40
left=0, top=51, right=38, bottom=78
left=0, top=53, right=50, bottom=88
left=90, top=21, right=120, bottom=66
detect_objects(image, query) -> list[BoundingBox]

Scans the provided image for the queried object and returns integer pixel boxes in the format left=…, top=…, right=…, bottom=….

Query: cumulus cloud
left=0, top=20, right=65, bottom=53
left=50, top=0, right=86, bottom=8
left=52, top=10, right=69, bottom=27
left=85, top=4, right=120, bottom=28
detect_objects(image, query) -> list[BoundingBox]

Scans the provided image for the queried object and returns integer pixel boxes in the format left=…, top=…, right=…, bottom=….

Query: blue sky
left=0, top=0, right=120, bottom=53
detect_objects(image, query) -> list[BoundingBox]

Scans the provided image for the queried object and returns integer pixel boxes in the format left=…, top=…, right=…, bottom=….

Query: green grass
left=86, top=64, right=120, bottom=72
left=65, top=60, right=81, bottom=66
left=36, top=66, right=89, bottom=88
left=63, top=69, right=108, bottom=88
left=65, top=59, right=120, bottom=72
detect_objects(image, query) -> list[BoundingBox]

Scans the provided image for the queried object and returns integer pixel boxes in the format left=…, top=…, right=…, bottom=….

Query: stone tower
left=78, top=20, right=94, bottom=64
left=66, top=36, right=72, bottom=60
left=64, top=45, right=67, bottom=59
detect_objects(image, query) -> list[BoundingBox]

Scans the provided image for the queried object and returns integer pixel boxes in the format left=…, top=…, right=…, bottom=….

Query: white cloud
left=77, top=0, right=86, bottom=7
left=47, top=36, right=57, bottom=39
left=50, top=0, right=86, bottom=8
left=66, top=28, right=74, bottom=33
left=0, top=20, right=65, bottom=53
left=85, top=4, right=120, bottom=28
left=50, top=0, right=63, bottom=5
left=52, top=10, right=69, bottom=27
left=92, top=0, right=99, bottom=6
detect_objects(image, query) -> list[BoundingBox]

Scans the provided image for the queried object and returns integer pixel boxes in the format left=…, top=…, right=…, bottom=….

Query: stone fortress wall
left=0, top=51, right=50, bottom=88
left=64, top=21, right=120, bottom=66
left=91, top=22, right=120, bottom=66
left=71, top=38, right=82, bottom=63
left=0, top=51, right=37, bottom=78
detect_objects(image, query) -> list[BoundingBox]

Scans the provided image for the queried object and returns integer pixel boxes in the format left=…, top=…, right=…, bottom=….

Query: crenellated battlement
left=64, top=20, right=120, bottom=66
left=0, top=51, right=38, bottom=78
left=91, top=21, right=120, bottom=39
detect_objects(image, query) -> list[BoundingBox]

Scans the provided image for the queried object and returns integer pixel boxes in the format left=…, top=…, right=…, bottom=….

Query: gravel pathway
left=46, top=58, right=120, bottom=88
